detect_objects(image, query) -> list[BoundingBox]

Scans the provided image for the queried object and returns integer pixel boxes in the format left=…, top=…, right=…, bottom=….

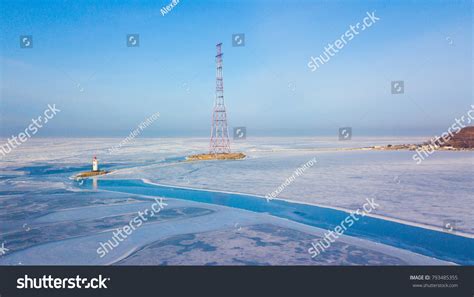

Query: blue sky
left=0, top=0, right=472, bottom=137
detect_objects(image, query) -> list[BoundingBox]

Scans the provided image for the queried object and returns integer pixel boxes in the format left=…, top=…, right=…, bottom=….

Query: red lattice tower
left=209, top=43, right=231, bottom=154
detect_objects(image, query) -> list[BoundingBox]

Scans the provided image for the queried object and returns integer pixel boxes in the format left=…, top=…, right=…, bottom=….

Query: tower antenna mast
left=209, top=43, right=231, bottom=154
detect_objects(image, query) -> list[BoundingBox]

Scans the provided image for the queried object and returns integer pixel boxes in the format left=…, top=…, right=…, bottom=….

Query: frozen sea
left=0, top=137, right=472, bottom=265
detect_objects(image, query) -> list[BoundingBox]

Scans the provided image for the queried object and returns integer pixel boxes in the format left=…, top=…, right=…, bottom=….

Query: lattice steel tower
left=209, top=43, right=231, bottom=154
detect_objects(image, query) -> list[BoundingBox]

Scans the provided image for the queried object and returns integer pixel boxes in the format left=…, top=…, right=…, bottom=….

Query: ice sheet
left=0, top=137, right=472, bottom=265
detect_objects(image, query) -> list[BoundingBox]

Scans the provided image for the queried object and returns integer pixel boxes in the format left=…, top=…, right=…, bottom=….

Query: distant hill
left=444, top=126, right=474, bottom=149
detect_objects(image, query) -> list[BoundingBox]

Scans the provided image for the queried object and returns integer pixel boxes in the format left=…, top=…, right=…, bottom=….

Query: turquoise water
left=80, top=178, right=474, bottom=265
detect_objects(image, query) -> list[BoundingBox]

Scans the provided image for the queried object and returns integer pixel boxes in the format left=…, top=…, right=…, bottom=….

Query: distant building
left=92, top=156, right=99, bottom=172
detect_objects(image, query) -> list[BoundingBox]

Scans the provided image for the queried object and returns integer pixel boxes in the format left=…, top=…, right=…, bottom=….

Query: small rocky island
left=186, top=152, right=246, bottom=161
left=76, top=170, right=109, bottom=178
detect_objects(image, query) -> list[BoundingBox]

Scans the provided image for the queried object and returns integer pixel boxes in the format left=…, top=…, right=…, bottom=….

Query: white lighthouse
left=92, top=156, right=99, bottom=172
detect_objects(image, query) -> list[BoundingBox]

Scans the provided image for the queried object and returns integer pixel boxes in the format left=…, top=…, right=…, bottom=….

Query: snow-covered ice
left=0, top=137, right=472, bottom=265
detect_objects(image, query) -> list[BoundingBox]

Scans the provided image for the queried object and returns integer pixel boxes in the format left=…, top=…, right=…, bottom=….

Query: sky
left=0, top=0, right=472, bottom=137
